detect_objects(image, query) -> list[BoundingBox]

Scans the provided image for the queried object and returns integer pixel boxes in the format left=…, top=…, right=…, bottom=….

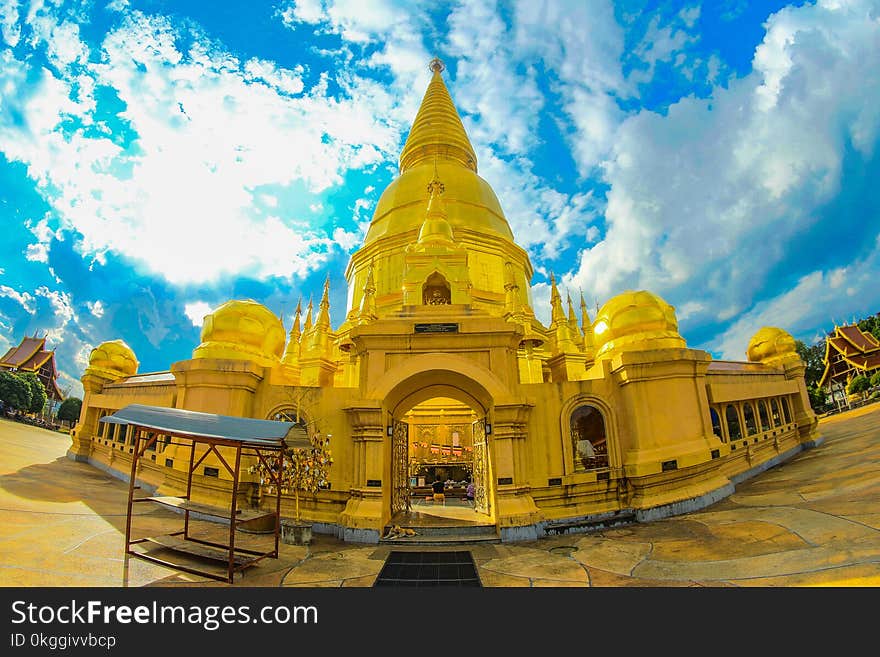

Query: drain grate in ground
left=374, top=551, right=481, bottom=587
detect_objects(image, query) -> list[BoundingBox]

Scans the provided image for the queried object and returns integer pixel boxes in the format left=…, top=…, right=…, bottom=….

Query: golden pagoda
left=69, top=59, right=821, bottom=543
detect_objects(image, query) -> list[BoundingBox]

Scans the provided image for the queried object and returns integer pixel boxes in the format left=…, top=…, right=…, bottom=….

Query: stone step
left=379, top=533, right=500, bottom=546
left=380, top=522, right=499, bottom=544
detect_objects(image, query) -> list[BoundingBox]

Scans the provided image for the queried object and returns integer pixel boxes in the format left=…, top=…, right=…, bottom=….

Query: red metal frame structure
left=102, top=404, right=309, bottom=584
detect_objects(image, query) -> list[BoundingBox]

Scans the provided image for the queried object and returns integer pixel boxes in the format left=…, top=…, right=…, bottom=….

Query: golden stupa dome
left=364, top=59, right=514, bottom=246
left=84, top=339, right=139, bottom=380
left=593, top=290, right=686, bottom=358
left=192, top=299, right=285, bottom=367
left=746, top=327, right=799, bottom=367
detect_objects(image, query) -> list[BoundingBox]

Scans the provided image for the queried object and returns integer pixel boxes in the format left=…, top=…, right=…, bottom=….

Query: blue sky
left=1, top=0, right=878, bottom=399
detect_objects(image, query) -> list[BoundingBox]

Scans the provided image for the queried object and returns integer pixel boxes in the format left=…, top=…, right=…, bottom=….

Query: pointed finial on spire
left=429, top=57, right=445, bottom=74
left=358, top=260, right=378, bottom=324
left=316, top=275, right=332, bottom=329
left=567, top=292, right=581, bottom=338
left=418, top=169, right=454, bottom=244
left=290, top=298, right=303, bottom=335
left=304, top=295, right=314, bottom=332
left=549, top=274, right=566, bottom=325
left=579, top=291, right=591, bottom=328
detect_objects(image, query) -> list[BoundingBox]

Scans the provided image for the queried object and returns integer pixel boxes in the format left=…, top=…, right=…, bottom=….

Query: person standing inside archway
left=431, top=478, right=445, bottom=504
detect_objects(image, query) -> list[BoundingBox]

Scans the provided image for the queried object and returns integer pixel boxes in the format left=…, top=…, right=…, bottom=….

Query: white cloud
left=0, top=7, right=416, bottom=286
left=711, top=232, right=880, bottom=359
left=184, top=301, right=213, bottom=327
left=0, top=0, right=20, bottom=47
left=0, top=286, right=36, bottom=313
left=569, top=0, right=880, bottom=340
left=86, top=300, right=104, bottom=318
left=35, top=286, right=75, bottom=324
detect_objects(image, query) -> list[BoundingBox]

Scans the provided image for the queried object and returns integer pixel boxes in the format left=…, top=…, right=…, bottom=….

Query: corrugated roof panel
left=100, top=404, right=311, bottom=449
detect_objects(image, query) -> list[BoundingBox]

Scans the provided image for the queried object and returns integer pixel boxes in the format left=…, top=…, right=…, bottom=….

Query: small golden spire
left=304, top=296, right=314, bottom=332
left=358, top=261, right=378, bottom=324
left=567, top=292, right=581, bottom=338
left=549, top=274, right=566, bottom=326
left=316, top=275, right=331, bottom=329
left=429, top=57, right=445, bottom=74
left=291, top=298, right=302, bottom=337
left=417, top=172, right=455, bottom=244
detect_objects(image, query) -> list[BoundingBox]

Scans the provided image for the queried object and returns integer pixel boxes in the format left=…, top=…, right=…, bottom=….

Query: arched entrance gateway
left=389, top=390, right=493, bottom=522
left=379, top=363, right=506, bottom=534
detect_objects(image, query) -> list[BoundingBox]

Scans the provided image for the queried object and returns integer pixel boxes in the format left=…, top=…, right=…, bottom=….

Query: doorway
left=390, top=396, right=493, bottom=527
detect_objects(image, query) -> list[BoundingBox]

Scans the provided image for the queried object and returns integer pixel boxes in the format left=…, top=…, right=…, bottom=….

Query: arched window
left=758, top=401, right=771, bottom=432
left=725, top=405, right=742, bottom=440
left=743, top=403, right=758, bottom=436
left=770, top=399, right=782, bottom=426
left=781, top=397, right=792, bottom=424
left=710, top=407, right=724, bottom=441
left=570, top=405, right=608, bottom=471
left=423, top=272, right=451, bottom=305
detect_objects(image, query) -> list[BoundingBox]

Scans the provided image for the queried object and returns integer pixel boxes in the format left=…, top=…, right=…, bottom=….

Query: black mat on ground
left=373, top=551, right=481, bottom=587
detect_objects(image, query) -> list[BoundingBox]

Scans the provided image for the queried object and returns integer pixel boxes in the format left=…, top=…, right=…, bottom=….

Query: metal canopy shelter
left=103, top=404, right=310, bottom=584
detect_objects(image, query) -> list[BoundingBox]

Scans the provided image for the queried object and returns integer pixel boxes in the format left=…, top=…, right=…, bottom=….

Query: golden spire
left=304, top=296, right=314, bottom=333
left=417, top=168, right=455, bottom=244
left=549, top=274, right=566, bottom=326
left=316, top=275, right=331, bottom=329
left=580, top=291, right=595, bottom=354
left=399, top=57, right=478, bottom=174
left=290, top=298, right=302, bottom=340
left=567, top=292, right=581, bottom=338
left=358, top=261, right=378, bottom=324
left=281, top=298, right=303, bottom=367
left=579, top=292, right=590, bottom=332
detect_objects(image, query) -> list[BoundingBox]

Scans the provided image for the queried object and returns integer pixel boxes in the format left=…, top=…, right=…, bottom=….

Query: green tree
left=0, top=371, right=31, bottom=411
left=794, top=339, right=825, bottom=388
left=871, top=371, right=880, bottom=388
left=847, top=375, right=870, bottom=395
left=18, top=372, right=47, bottom=414
left=807, top=383, right=828, bottom=411
left=58, top=397, right=83, bottom=427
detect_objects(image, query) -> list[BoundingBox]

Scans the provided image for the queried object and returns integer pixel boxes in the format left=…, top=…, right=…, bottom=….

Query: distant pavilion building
left=819, top=325, right=880, bottom=403
left=0, top=334, right=64, bottom=403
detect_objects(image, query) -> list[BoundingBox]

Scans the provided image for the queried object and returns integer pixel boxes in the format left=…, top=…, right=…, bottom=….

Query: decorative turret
left=416, top=174, right=455, bottom=245
left=580, top=292, right=595, bottom=356
left=299, top=282, right=338, bottom=386
left=549, top=274, right=566, bottom=327
left=357, top=262, right=378, bottom=325
left=191, top=299, right=285, bottom=368
left=84, top=339, right=139, bottom=382
left=316, top=276, right=332, bottom=330
left=548, top=274, right=578, bottom=356
left=592, top=290, right=686, bottom=359
left=747, top=327, right=800, bottom=368
left=567, top=293, right=581, bottom=341
left=306, top=277, right=333, bottom=356
left=281, top=299, right=303, bottom=373
left=303, top=296, right=314, bottom=333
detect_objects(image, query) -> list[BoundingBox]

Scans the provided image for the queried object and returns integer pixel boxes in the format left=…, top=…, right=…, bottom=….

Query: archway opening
left=389, top=391, right=494, bottom=528
left=570, top=404, right=609, bottom=471
left=422, top=272, right=451, bottom=305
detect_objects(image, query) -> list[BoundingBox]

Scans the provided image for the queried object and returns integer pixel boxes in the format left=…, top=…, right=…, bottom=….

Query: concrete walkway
left=1, top=405, right=879, bottom=587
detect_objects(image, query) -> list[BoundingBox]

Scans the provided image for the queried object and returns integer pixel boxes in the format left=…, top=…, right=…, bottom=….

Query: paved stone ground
left=1, top=405, right=878, bottom=587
